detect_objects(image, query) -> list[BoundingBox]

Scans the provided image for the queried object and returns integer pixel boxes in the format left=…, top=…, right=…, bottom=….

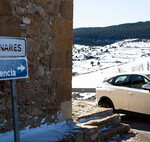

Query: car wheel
left=99, top=99, right=114, bottom=109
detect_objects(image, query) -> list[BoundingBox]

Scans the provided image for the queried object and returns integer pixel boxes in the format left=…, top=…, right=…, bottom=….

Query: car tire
left=99, top=99, right=114, bottom=109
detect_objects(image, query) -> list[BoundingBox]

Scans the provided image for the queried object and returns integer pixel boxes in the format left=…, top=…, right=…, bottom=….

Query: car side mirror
left=142, top=84, right=150, bottom=92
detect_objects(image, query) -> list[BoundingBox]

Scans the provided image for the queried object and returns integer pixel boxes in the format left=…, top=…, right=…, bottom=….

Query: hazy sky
left=73, top=0, right=150, bottom=28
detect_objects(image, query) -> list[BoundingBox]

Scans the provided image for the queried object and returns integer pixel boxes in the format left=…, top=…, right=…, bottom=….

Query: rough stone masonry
left=0, top=0, right=73, bottom=133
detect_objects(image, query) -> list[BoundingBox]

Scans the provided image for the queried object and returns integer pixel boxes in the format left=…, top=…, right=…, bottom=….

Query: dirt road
left=120, top=115, right=150, bottom=142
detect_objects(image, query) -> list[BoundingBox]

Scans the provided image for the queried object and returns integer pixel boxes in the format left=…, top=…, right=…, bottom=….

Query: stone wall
left=0, top=0, right=73, bottom=132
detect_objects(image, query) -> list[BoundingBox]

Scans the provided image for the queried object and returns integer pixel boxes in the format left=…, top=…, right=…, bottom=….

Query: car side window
left=113, top=75, right=131, bottom=87
left=132, top=75, right=150, bottom=89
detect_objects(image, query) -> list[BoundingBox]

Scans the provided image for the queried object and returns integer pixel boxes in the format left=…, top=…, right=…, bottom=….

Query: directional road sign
left=0, top=58, right=28, bottom=80
left=0, top=36, right=26, bottom=57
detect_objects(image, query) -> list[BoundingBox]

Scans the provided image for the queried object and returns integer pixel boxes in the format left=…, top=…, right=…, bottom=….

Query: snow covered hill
left=72, top=39, right=150, bottom=88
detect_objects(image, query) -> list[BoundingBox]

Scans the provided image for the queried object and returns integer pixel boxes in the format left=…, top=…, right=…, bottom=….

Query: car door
left=128, top=75, right=150, bottom=115
left=109, top=75, right=131, bottom=110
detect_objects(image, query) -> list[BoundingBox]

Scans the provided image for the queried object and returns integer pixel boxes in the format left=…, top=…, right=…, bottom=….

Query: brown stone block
left=60, top=1, right=73, bottom=21
left=0, top=114, right=6, bottom=123
left=26, top=26, right=41, bottom=38
left=46, top=0, right=59, bottom=14
left=0, top=97, right=6, bottom=104
left=31, top=14, right=42, bottom=28
left=28, top=69, right=37, bottom=79
left=39, top=57, right=48, bottom=66
left=42, top=22, right=52, bottom=34
left=6, top=98, right=11, bottom=110
left=56, top=35, right=72, bottom=50
left=57, top=82, right=72, bottom=102
left=34, top=0, right=50, bottom=8
left=0, top=16, right=21, bottom=36
left=15, top=7, right=28, bottom=16
left=65, top=0, right=73, bottom=3
left=53, top=18, right=72, bottom=36
left=0, top=103, right=7, bottom=114
left=16, top=81, right=22, bottom=90
left=66, top=50, right=72, bottom=68
left=58, top=69, right=72, bottom=83
left=50, top=51, right=67, bottom=68
left=27, top=38, right=40, bottom=53
left=3, top=81, right=10, bottom=92
left=0, top=0, right=12, bottom=15
left=18, top=96, right=25, bottom=106
left=29, top=106, right=43, bottom=116
left=20, top=113, right=27, bottom=119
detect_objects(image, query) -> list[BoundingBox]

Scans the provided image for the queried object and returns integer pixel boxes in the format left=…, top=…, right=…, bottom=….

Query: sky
left=73, top=0, right=150, bottom=29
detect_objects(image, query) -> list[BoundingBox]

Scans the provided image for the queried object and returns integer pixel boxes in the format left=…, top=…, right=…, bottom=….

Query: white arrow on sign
left=17, top=65, right=25, bottom=72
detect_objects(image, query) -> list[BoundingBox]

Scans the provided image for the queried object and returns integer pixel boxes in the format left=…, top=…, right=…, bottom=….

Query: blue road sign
left=0, top=58, right=28, bottom=80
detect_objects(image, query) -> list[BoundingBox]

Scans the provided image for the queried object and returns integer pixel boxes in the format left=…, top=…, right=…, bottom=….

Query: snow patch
left=0, top=121, right=81, bottom=142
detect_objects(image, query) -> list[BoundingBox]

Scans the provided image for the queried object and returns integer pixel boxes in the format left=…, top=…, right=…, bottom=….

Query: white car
left=96, top=72, right=150, bottom=115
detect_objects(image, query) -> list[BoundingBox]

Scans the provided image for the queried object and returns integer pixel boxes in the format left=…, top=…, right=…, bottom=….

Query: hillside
left=73, top=21, right=150, bottom=46
left=72, top=39, right=150, bottom=88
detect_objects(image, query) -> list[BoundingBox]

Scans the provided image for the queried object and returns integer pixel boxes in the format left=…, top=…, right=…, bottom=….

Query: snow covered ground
left=0, top=121, right=80, bottom=142
left=72, top=39, right=150, bottom=88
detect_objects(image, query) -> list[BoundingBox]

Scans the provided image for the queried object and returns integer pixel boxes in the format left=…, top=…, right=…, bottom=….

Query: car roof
left=104, top=71, right=150, bottom=80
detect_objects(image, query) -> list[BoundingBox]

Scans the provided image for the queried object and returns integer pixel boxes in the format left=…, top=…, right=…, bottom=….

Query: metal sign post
left=11, top=80, right=20, bottom=142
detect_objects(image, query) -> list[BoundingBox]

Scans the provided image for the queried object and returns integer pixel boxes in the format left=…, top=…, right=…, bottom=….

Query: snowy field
left=72, top=39, right=150, bottom=88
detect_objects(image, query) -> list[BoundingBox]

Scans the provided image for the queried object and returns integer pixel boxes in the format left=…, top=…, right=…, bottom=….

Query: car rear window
left=103, top=77, right=114, bottom=84
left=107, top=78, right=114, bottom=84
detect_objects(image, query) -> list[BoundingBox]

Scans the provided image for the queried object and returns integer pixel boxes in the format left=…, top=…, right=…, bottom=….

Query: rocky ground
left=72, top=100, right=150, bottom=142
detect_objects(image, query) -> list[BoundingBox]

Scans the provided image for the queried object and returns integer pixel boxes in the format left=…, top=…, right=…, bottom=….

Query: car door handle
left=128, top=92, right=134, bottom=95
